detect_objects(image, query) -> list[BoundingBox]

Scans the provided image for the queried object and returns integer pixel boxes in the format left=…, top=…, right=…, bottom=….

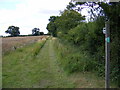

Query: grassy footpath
left=2, top=37, right=116, bottom=88
left=33, top=38, right=74, bottom=88
left=2, top=38, right=74, bottom=88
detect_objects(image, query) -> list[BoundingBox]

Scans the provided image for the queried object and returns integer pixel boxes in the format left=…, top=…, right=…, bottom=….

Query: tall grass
left=54, top=39, right=97, bottom=74
left=53, top=39, right=118, bottom=87
left=32, top=41, right=46, bottom=57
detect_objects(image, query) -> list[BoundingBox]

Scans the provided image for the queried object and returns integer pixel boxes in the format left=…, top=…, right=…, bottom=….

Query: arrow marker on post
left=105, top=37, right=110, bottom=43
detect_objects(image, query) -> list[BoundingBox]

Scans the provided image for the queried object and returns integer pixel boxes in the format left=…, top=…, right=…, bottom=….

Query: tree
left=67, top=1, right=120, bottom=86
left=57, top=10, right=85, bottom=31
left=5, top=26, right=20, bottom=36
left=46, top=16, right=59, bottom=37
left=55, top=10, right=85, bottom=39
left=32, top=28, right=40, bottom=36
left=46, top=10, right=85, bottom=37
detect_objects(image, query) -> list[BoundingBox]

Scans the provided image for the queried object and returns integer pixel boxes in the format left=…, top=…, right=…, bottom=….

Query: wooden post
left=105, top=21, right=110, bottom=88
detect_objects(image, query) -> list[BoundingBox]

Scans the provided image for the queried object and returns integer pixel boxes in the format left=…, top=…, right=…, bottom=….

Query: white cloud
left=0, top=0, right=71, bottom=36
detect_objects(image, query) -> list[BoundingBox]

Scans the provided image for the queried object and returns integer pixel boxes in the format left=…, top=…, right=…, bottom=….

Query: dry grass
left=2, top=36, right=49, bottom=54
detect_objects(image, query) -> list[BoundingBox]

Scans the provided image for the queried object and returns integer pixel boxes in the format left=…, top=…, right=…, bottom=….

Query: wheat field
left=2, top=36, right=49, bottom=54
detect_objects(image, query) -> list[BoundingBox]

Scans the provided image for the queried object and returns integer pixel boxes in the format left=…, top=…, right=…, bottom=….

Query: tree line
left=46, top=1, right=120, bottom=87
left=5, top=26, right=44, bottom=36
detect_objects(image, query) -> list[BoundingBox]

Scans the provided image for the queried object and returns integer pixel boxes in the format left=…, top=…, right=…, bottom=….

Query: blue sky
left=0, top=0, right=21, bottom=10
left=0, top=0, right=71, bottom=36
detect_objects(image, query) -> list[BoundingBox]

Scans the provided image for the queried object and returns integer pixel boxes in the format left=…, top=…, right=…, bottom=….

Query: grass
left=2, top=38, right=74, bottom=88
left=2, top=40, right=46, bottom=88
left=53, top=38, right=117, bottom=88
left=2, top=37, right=117, bottom=88
left=30, top=38, right=75, bottom=88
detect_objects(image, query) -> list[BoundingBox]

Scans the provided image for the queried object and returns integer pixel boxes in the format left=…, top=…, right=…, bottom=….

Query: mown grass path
left=33, top=38, right=74, bottom=88
left=33, top=38, right=107, bottom=88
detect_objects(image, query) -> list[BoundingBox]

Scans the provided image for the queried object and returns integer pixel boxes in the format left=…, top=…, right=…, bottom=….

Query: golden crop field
left=2, top=36, right=49, bottom=54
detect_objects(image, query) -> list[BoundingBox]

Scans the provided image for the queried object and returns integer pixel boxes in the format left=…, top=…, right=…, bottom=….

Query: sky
left=0, top=0, right=72, bottom=36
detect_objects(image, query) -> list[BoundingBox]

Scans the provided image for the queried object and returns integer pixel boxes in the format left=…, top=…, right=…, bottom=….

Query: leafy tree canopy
left=46, top=16, right=59, bottom=37
left=46, top=10, right=85, bottom=37
left=32, top=28, right=40, bottom=36
left=5, top=26, right=20, bottom=36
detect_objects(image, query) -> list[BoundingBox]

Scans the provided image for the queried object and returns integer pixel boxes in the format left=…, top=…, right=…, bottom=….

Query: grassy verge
left=53, top=38, right=96, bottom=74
left=53, top=38, right=117, bottom=88
left=2, top=40, right=46, bottom=88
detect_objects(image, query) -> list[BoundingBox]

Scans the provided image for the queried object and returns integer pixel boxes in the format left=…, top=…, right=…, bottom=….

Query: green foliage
left=5, top=26, right=20, bottom=36
left=63, top=53, right=97, bottom=73
left=53, top=16, right=107, bottom=81
left=56, top=10, right=85, bottom=34
left=47, top=1, right=120, bottom=87
left=68, top=23, right=88, bottom=45
left=100, top=2, right=120, bottom=86
left=54, top=39, right=97, bottom=74
left=46, top=10, right=85, bottom=37
left=46, top=16, right=59, bottom=37
left=66, top=2, right=76, bottom=10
